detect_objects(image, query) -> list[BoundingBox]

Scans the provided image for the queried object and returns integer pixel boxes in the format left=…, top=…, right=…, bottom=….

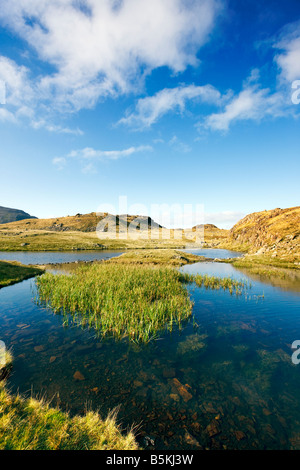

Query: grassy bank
left=0, top=261, right=44, bottom=288
left=106, top=249, right=206, bottom=266
left=0, top=381, right=138, bottom=450
left=223, top=254, right=300, bottom=273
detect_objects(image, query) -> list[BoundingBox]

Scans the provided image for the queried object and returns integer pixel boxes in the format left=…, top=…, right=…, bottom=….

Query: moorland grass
left=0, top=229, right=192, bottom=251
left=35, top=263, right=249, bottom=343
left=0, top=381, right=138, bottom=450
left=0, top=261, right=44, bottom=288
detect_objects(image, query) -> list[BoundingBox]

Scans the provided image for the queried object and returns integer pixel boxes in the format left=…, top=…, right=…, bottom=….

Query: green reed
left=36, top=264, right=193, bottom=343
left=35, top=264, right=249, bottom=343
left=191, top=274, right=248, bottom=295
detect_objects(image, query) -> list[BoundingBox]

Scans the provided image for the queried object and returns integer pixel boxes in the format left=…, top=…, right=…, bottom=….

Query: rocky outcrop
left=229, top=206, right=300, bottom=256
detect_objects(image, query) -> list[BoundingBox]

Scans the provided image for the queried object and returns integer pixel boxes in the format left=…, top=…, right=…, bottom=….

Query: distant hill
left=0, top=206, right=37, bottom=224
left=229, top=206, right=300, bottom=255
left=0, top=212, right=162, bottom=232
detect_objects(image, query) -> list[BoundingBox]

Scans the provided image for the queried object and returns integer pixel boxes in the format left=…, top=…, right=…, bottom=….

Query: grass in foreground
left=36, top=263, right=249, bottom=343
left=0, top=260, right=44, bottom=288
left=0, top=382, right=138, bottom=450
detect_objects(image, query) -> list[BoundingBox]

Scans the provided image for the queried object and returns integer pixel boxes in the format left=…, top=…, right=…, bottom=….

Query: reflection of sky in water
left=0, top=251, right=300, bottom=450
left=182, top=248, right=243, bottom=259
left=0, top=250, right=123, bottom=265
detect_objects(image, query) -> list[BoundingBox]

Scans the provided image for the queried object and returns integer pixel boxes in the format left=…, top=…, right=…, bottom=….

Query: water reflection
left=0, top=254, right=300, bottom=449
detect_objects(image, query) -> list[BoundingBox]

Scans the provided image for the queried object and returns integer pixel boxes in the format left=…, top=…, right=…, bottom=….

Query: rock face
left=0, top=206, right=37, bottom=224
left=229, top=206, right=300, bottom=256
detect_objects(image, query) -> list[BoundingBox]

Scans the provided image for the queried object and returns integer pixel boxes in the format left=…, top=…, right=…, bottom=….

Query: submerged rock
left=171, top=378, right=192, bottom=402
left=73, top=370, right=85, bottom=381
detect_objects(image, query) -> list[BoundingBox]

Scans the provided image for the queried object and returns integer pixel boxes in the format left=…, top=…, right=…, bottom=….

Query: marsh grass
left=36, top=264, right=194, bottom=343
left=192, top=274, right=248, bottom=295
left=36, top=263, right=250, bottom=343
left=0, top=382, right=138, bottom=450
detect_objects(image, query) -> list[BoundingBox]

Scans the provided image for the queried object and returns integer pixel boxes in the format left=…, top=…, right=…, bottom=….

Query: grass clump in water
left=36, top=264, right=193, bottom=343
left=192, top=274, right=248, bottom=295
left=0, top=382, right=138, bottom=450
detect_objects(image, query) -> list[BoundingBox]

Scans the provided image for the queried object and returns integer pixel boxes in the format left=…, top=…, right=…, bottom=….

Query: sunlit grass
left=192, top=274, right=248, bottom=295
left=0, top=382, right=138, bottom=450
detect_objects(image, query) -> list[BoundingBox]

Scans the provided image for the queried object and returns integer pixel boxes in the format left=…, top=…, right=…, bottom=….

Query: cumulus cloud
left=119, top=84, right=221, bottom=128
left=0, top=0, right=222, bottom=114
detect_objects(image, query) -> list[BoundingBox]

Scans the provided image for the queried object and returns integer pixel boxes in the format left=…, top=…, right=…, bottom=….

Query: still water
left=0, top=249, right=300, bottom=449
left=0, top=250, right=123, bottom=265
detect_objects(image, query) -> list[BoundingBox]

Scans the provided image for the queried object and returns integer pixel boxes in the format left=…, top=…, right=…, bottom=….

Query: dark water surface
left=0, top=250, right=300, bottom=450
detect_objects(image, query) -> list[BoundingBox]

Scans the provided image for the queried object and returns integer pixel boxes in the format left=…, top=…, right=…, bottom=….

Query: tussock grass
left=36, top=263, right=250, bottom=343
left=0, top=382, right=138, bottom=450
left=36, top=264, right=194, bottom=343
left=0, top=260, right=44, bottom=288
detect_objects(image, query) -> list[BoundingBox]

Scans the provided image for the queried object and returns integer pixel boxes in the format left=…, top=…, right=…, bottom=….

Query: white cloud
left=53, top=144, right=152, bottom=171
left=32, top=120, right=84, bottom=135
left=204, top=81, right=287, bottom=132
left=119, top=84, right=221, bottom=128
left=0, top=0, right=222, bottom=112
left=68, top=145, right=152, bottom=161
left=274, top=21, right=300, bottom=82
left=0, top=55, right=84, bottom=133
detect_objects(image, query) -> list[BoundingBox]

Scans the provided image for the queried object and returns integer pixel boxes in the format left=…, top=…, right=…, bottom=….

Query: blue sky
left=0, top=0, right=300, bottom=228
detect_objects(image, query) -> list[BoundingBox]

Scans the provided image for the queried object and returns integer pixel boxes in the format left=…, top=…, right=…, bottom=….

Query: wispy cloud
left=169, top=136, right=191, bottom=153
left=68, top=145, right=153, bottom=161
left=274, top=20, right=300, bottom=82
left=202, top=69, right=292, bottom=132
left=119, top=84, right=221, bottom=128
left=53, top=144, right=153, bottom=172
left=204, top=84, right=286, bottom=132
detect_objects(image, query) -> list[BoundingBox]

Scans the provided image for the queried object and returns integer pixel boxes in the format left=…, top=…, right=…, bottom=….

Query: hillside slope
left=229, top=206, right=300, bottom=256
left=0, top=212, right=162, bottom=233
left=0, top=206, right=37, bottom=224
